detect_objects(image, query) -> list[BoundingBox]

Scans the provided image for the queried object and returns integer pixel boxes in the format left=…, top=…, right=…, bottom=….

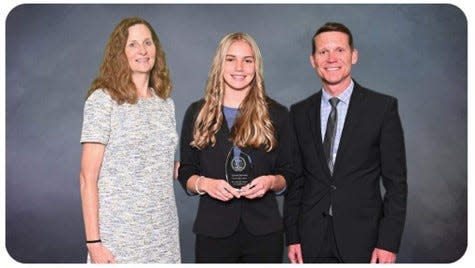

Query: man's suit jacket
left=178, top=98, right=294, bottom=238
left=284, top=81, right=407, bottom=262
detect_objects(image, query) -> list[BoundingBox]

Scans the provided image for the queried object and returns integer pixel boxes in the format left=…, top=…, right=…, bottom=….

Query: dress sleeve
left=80, top=90, right=113, bottom=145
left=166, top=97, right=177, bottom=130
left=165, top=97, right=179, bottom=161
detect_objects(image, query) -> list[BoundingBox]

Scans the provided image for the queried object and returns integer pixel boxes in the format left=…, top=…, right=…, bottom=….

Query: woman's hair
left=191, top=32, right=276, bottom=152
left=87, top=17, right=172, bottom=104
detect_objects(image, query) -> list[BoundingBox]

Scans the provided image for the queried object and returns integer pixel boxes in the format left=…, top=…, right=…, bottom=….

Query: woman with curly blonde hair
left=80, top=17, right=180, bottom=263
left=178, top=32, right=294, bottom=262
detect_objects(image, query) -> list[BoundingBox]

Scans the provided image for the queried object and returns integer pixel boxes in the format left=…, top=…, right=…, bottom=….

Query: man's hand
left=288, top=243, right=303, bottom=263
left=370, top=248, right=396, bottom=263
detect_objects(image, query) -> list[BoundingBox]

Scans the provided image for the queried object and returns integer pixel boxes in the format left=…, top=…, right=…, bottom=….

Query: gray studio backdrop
left=5, top=4, right=467, bottom=263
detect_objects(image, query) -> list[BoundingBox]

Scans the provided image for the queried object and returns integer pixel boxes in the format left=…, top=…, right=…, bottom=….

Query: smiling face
left=124, top=24, right=156, bottom=74
left=222, top=40, right=256, bottom=93
left=310, top=31, right=358, bottom=93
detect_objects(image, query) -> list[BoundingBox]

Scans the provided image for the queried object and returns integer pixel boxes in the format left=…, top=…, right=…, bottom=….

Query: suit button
left=330, top=185, right=336, bottom=190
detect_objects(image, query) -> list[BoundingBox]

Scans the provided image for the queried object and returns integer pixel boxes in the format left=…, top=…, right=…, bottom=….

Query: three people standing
left=79, top=18, right=406, bottom=264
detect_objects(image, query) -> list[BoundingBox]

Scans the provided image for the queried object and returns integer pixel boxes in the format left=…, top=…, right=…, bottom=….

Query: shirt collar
left=322, top=80, right=354, bottom=105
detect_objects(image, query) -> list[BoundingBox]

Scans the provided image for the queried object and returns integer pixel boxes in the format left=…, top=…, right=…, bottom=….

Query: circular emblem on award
left=231, top=156, right=246, bottom=172
left=225, top=146, right=253, bottom=188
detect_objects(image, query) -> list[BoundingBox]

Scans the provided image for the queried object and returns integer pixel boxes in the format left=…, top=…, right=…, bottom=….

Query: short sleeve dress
left=80, top=89, right=181, bottom=263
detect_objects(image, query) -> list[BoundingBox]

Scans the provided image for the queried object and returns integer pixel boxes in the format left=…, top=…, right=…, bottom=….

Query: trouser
left=195, top=220, right=283, bottom=263
left=305, top=213, right=343, bottom=263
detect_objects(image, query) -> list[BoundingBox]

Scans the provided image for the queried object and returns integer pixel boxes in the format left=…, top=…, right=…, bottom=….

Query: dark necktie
left=323, top=97, right=340, bottom=174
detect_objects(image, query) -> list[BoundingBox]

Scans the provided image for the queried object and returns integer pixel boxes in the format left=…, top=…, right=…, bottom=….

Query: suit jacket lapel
left=333, top=83, right=366, bottom=173
left=307, top=92, right=321, bottom=148
left=306, top=91, right=333, bottom=177
left=217, top=111, right=233, bottom=158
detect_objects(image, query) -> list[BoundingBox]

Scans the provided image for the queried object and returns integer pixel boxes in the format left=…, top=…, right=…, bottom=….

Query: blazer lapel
left=217, top=111, right=234, bottom=159
left=307, top=92, right=322, bottom=149
left=306, top=91, right=333, bottom=177
left=333, top=83, right=366, bottom=173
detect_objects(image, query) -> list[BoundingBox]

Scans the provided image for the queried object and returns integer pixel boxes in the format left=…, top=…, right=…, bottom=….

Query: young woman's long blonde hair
left=191, top=32, right=276, bottom=152
left=87, top=17, right=172, bottom=104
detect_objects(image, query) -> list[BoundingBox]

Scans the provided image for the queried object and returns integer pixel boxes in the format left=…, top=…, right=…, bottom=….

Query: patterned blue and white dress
left=81, top=89, right=180, bottom=263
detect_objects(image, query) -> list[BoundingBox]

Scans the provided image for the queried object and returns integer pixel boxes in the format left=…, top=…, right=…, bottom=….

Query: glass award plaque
left=225, top=146, right=253, bottom=188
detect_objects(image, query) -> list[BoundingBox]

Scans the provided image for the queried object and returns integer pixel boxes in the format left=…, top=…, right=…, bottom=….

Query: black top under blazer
left=178, top=98, right=295, bottom=238
left=284, top=82, right=407, bottom=262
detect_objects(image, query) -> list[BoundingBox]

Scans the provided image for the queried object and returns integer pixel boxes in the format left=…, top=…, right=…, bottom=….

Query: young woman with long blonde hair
left=178, top=32, right=294, bottom=262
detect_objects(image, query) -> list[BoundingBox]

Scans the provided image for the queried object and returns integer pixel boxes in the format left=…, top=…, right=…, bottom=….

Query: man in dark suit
left=284, top=22, right=407, bottom=263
